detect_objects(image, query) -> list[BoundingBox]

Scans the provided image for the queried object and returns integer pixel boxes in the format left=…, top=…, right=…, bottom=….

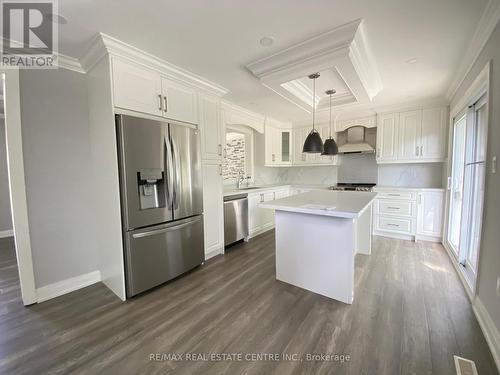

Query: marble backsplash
left=377, top=163, right=444, bottom=188
left=253, top=165, right=337, bottom=186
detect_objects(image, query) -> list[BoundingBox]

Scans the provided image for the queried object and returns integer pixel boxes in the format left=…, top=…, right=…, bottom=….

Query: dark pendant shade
left=322, top=137, right=338, bottom=155
left=303, top=129, right=323, bottom=153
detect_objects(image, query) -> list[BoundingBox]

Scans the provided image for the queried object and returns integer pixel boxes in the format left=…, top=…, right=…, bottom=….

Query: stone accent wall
left=223, top=135, right=246, bottom=180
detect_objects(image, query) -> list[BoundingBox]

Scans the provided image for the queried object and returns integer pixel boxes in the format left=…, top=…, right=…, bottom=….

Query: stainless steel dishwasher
left=223, top=193, right=249, bottom=246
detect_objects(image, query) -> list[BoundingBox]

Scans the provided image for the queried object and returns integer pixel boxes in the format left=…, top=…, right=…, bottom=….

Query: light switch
left=492, top=156, right=497, bottom=174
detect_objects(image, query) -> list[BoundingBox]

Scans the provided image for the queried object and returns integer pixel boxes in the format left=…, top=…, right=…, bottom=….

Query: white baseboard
left=373, top=231, right=414, bottom=241
left=248, top=225, right=274, bottom=240
left=473, top=297, right=500, bottom=372
left=204, top=248, right=223, bottom=261
left=36, top=270, right=101, bottom=303
left=0, top=229, right=14, bottom=238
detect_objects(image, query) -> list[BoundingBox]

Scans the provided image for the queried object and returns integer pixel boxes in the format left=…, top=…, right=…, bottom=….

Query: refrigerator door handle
left=131, top=217, right=202, bottom=239
left=171, top=137, right=182, bottom=209
left=164, top=134, right=174, bottom=207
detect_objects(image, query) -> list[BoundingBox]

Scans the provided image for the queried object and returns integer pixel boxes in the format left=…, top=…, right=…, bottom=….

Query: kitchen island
left=260, top=190, right=377, bottom=304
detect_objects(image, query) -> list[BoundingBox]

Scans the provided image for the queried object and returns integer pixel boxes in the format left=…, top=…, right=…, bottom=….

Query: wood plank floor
left=0, top=233, right=498, bottom=375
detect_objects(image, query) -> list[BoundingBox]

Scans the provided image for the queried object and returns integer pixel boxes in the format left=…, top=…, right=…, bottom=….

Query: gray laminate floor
left=0, top=233, right=498, bottom=374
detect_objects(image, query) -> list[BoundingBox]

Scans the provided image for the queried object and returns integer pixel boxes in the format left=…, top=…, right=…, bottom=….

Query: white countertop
left=374, top=186, right=445, bottom=192
left=260, top=190, right=377, bottom=219
left=223, top=184, right=330, bottom=197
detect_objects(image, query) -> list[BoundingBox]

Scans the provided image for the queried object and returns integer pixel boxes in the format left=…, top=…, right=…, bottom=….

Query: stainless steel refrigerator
left=116, top=114, right=204, bottom=297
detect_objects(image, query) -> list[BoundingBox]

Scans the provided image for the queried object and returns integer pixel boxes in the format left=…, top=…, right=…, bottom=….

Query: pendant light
left=302, top=73, right=323, bottom=153
left=321, top=89, right=339, bottom=156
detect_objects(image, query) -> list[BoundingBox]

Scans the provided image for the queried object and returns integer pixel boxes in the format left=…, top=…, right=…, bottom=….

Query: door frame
left=2, top=67, right=37, bottom=305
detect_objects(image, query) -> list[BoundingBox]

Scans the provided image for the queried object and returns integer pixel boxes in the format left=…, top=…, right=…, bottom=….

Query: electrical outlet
left=497, top=277, right=500, bottom=297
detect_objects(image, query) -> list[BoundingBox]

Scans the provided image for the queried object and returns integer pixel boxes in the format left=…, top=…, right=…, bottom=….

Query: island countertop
left=260, top=190, right=377, bottom=219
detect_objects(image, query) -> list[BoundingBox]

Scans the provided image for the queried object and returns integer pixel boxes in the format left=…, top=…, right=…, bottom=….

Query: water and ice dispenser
left=137, top=169, right=166, bottom=210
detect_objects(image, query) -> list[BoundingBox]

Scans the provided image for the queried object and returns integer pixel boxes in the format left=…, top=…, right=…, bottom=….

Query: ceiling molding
left=80, top=33, right=229, bottom=97
left=245, top=19, right=382, bottom=113
left=280, top=80, right=321, bottom=108
left=54, top=54, right=85, bottom=74
left=446, top=0, right=500, bottom=100
left=0, top=38, right=85, bottom=74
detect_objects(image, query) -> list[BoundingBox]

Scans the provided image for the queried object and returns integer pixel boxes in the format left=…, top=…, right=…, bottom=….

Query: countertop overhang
left=259, top=190, right=377, bottom=219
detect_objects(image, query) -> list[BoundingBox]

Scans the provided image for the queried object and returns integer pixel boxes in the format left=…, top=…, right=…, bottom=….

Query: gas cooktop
left=329, top=183, right=376, bottom=192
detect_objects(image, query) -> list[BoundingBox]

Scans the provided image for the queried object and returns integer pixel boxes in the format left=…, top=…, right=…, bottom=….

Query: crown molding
left=54, top=53, right=85, bottom=74
left=246, top=19, right=382, bottom=114
left=446, top=0, right=500, bottom=100
left=80, top=33, right=229, bottom=97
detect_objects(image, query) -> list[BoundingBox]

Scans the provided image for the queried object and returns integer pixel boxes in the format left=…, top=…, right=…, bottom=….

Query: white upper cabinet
left=265, top=124, right=293, bottom=166
left=399, top=110, right=422, bottom=160
left=111, top=57, right=198, bottom=124
left=377, top=107, right=447, bottom=164
left=421, top=107, right=447, bottom=160
left=416, top=190, right=444, bottom=238
left=161, top=77, right=198, bottom=124
left=290, top=125, right=336, bottom=166
left=199, top=94, right=223, bottom=161
left=376, top=113, right=399, bottom=162
left=112, top=57, right=163, bottom=116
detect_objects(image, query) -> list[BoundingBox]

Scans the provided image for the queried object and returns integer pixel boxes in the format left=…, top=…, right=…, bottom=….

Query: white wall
left=451, top=20, right=500, bottom=337
left=0, top=119, right=13, bottom=232
left=19, top=69, right=99, bottom=288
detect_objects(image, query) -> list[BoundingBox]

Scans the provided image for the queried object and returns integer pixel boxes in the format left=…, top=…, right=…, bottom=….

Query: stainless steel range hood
left=337, top=126, right=376, bottom=154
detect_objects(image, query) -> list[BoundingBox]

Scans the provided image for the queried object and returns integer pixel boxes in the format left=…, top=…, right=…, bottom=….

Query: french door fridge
left=116, top=114, right=204, bottom=297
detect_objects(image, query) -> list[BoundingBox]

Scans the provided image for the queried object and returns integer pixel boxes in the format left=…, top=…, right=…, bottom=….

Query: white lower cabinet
left=247, top=187, right=290, bottom=238
left=202, top=161, right=224, bottom=258
left=416, top=191, right=444, bottom=239
left=373, top=188, right=444, bottom=242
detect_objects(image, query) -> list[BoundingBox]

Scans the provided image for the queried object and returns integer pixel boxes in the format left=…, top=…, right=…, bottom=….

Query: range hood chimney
left=337, top=126, right=376, bottom=154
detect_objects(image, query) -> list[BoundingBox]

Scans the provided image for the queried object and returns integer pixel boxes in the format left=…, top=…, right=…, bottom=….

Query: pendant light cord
left=329, top=93, right=332, bottom=138
left=312, top=76, right=316, bottom=131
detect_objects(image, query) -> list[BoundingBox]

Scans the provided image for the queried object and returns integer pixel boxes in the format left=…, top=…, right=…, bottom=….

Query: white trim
left=473, top=297, right=500, bottom=372
left=221, top=101, right=266, bottom=133
left=0, top=229, right=13, bottom=238
left=36, top=270, right=101, bottom=303
left=450, top=62, right=490, bottom=118
left=55, top=53, right=85, bottom=74
left=81, top=33, right=228, bottom=97
left=446, top=0, right=500, bottom=100
left=2, top=67, right=37, bottom=305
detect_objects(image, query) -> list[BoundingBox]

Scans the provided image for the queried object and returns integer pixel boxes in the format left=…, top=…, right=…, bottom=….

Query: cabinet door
left=265, top=126, right=278, bottom=165
left=262, top=192, right=276, bottom=228
left=293, top=128, right=305, bottom=164
left=202, top=161, right=224, bottom=257
left=112, top=57, right=162, bottom=116
left=275, top=188, right=289, bottom=199
left=399, top=110, right=422, bottom=160
left=199, top=94, right=222, bottom=161
left=421, top=108, right=446, bottom=160
left=417, top=191, right=444, bottom=238
left=248, top=194, right=264, bottom=234
left=376, top=113, right=399, bottom=162
left=161, top=77, right=198, bottom=124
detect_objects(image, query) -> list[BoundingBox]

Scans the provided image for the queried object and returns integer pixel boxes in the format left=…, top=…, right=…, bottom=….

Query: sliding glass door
left=446, top=94, right=488, bottom=287
left=447, top=114, right=467, bottom=256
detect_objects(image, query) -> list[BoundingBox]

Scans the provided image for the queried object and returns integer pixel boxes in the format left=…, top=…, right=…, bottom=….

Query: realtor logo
left=1, top=0, right=58, bottom=68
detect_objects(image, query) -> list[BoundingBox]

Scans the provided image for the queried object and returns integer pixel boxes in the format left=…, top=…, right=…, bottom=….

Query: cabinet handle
left=158, top=94, right=163, bottom=111
left=163, top=96, right=168, bottom=112
left=260, top=194, right=264, bottom=203
left=223, top=147, right=227, bottom=158
left=218, top=144, right=222, bottom=156
left=388, top=207, right=400, bottom=210
left=272, top=154, right=275, bottom=162
left=387, top=223, right=400, bottom=227
left=273, top=192, right=276, bottom=200
left=420, top=146, right=423, bottom=156
left=388, top=193, right=400, bottom=197
left=418, top=194, right=422, bottom=204
left=377, top=148, right=380, bottom=158
left=219, top=164, right=222, bottom=176
left=415, top=146, right=419, bottom=156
